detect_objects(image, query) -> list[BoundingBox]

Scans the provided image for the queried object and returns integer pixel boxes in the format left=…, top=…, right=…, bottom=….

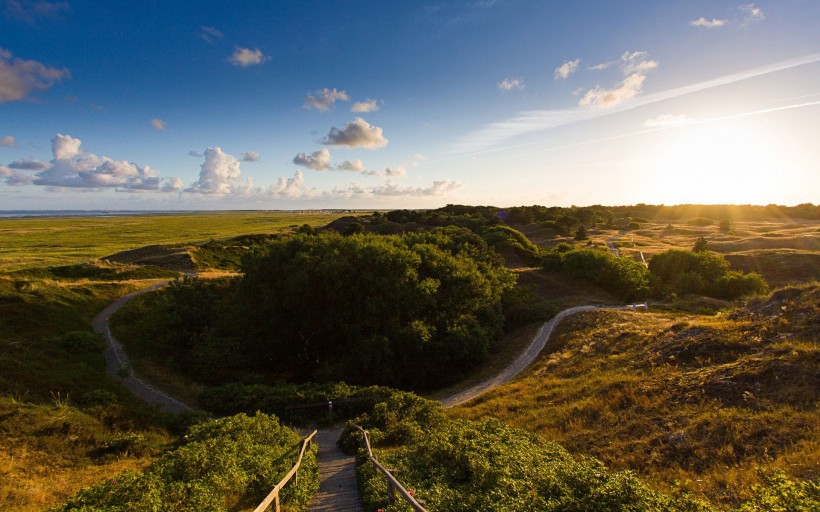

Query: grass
left=0, top=396, right=171, bottom=512
left=0, top=211, right=358, bottom=271
left=451, top=283, right=819, bottom=508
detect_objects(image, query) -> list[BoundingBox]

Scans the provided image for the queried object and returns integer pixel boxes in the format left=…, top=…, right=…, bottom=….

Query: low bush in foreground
left=52, top=412, right=317, bottom=512
left=343, top=393, right=708, bottom=512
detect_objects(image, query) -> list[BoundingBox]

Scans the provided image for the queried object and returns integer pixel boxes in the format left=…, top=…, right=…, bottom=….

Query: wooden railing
left=253, top=430, right=317, bottom=512
left=353, top=425, right=428, bottom=512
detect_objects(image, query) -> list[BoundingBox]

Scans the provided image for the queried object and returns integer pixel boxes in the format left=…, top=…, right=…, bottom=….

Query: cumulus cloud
left=186, top=147, right=245, bottom=194
left=199, top=25, right=223, bottom=43
left=497, top=77, right=525, bottom=91
left=554, top=59, right=580, bottom=79
left=3, top=0, right=69, bottom=24
left=643, top=114, right=695, bottom=127
left=12, top=134, right=179, bottom=191
left=351, top=98, right=380, bottom=113
left=304, top=88, right=349, bottom=112
left=320, top=117, right=388, bottom=149
left=8, top=158, right=49, bottom=170
left=151, top=118, right=166, bottom=130
left=0, top=135, right=16, bottom=147
left=336, top=159, right=366, bottom=172
left=161, top=177, right=184, bottom=192
left=293, top=148, right=332, bottom=171
left=690, top=17, right=727, bottom=28
left=266, top=170, right=313, bottom=198
left=0, top=48, right=70, bottom=103
left=229, top=47, right=269, bottom=67
left=0, top=164, right=36, bottom=186
left=242, top=151, right=260, bottom=162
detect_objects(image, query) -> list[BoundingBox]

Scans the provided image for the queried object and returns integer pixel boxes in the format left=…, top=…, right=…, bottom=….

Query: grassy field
left=0, top=211, right=359, bottom=271
left=451, top=283, right=819, bottom=508
left=0, top=211, right=355, bottom=511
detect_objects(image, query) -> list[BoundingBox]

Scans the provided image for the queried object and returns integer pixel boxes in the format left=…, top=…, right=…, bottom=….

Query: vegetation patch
left=452, top=284, right=819, bottom=508
left=51, top=412, right=317, bottom=512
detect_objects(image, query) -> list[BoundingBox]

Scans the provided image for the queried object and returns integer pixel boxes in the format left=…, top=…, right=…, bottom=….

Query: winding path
left=95, top=281, right=612, bottom=511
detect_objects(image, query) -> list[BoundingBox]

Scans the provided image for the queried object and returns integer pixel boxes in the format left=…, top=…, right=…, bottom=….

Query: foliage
left=649, top=249, right=767, bottom=299
left=738, top=470, right=820, bottom=512
left=480, top=225, right=543, bottom=263
left=52, top=412, right=318, bottom=512
left=199, top=381, right=397, bottom=425
left=348, top=395, right=709, bottom=511
left=541, top=245, right=650, bottom=301
left=453, top=284, right=819, bottom=508
left=119, top=230, right=516, bottom=391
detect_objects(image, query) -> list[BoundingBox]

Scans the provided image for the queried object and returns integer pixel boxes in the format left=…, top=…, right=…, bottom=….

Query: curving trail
left=92, top=280, right=191, bottom=413
left=95, top=281, right=615, bottom=511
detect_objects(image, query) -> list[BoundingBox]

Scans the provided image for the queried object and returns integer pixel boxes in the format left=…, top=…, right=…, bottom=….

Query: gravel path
left=95, top=281, right=615, bottom=510
left=92, top=280, right=191, bottom=413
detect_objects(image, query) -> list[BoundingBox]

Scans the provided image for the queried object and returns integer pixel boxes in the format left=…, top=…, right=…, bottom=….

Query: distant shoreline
left=0, top=209, right=363, bottom=219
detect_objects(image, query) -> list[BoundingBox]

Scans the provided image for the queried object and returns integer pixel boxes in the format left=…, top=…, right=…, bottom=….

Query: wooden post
left=273, top=493, right=280, bottom=512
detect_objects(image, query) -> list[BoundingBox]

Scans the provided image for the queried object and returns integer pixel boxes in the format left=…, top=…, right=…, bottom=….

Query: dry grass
left=451, top=284, right=819, bottom=508
left=0, top=397, right=169, bottom=512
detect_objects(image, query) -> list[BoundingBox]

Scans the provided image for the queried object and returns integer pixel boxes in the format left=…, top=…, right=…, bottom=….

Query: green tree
left=692, top=236, right=709, bottom=252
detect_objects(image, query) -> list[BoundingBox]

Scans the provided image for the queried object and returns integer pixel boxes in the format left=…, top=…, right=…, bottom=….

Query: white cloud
left=643, top=114, right=695, bottom=127
left=0, top=48, right=70, bottom=103
left=321, top=117, right=388, bottom=149
left=22, top=134, right=176, bottom=191
left=690, top=17, right=727, bottom=28
left=351, top=98, right=380, bottom=113
left=242, top=151, right=260, bottom=162
left=304, top=88, right=350, bottom=112
left=293, top=148, right=332, bottom=171
left=578, top=73, right=646, bottom=108
left=739, top=3, right=764, bottom=23
left=384, top=165, right=406, bottom=177
left=186, top=147, right=245, bottom=194
left=0, top=164, right=36, bottom=186
left=3, top=1, right=69, bottom=25
left=619, top=51, right=658, bottom=75
left=151, top=118, right=166, bottom=130
left=199, top=25, right=223, bottom=43
left=329, top=179, right=461, bottom=199
left=0, top=135, right=16, bottom=147
left=8, top=158, right=49, bottom=170
left=229, top=47, right=269, bottom=67
left=497, top=77, right=525, bottom=91
left=589, top=61, right=613, bottom=71
left=188, top=150, right=203, bottom=157
left=161, top=177, right=184, bottom=192
left=266, top=170, right=313, bottom=198
left=453, top=53, right=820, bottom=153
left=414, top=153, right=429, bottom=161
left=554, top=59, right=580, bottom=79
left=336, top=159, right=366, bottom=172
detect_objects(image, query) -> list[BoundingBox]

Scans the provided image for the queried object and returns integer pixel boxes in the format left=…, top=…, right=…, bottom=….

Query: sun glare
left=648, top=121, right=787, bottom=204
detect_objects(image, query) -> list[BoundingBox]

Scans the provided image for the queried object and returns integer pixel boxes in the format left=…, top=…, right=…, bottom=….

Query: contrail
left=506, top=99, right=820, bottom=159
left=450, top=53, right=820, bottom=155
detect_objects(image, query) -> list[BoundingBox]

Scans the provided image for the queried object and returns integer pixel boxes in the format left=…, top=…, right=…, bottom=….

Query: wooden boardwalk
left=306, top=427, right=363, bottom=512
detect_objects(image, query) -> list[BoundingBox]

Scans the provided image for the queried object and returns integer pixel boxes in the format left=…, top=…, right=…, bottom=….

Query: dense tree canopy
left=239, top=229, right=516, bottom=389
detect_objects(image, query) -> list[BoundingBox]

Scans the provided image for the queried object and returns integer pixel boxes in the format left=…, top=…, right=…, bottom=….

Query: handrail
left=353, top=425, right=428, bottom=512
left=253, top=429, right=317, bottom=512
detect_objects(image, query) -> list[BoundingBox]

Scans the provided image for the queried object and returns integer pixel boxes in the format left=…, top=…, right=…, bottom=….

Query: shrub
left=542, top=246, right=650, bottom=301
left=649, top=250, right=768, bottom=300
left=60, top=331, right=105, bottom=354
left=53, top=413, right=318, bottom=512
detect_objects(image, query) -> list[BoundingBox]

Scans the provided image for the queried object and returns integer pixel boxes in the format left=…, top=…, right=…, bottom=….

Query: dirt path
left=95, top=281, right=616, bottom=510
left=92, top=280, right=191, bottom=413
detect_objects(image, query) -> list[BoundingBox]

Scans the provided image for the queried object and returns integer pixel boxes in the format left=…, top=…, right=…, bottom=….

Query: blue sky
left=1, top=0, right=818, bottom=209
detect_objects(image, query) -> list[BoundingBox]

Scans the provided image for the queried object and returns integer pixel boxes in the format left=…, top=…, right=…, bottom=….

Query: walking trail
left=96, top=281, right=610, bottom=511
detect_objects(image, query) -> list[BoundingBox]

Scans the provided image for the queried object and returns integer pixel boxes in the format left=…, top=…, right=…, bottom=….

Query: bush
left=649, top=250, right=768, bottom=300
left=60, top=331, right=105, bottom=354
left=53, top=413, right=318, bottom=512
left=542, top=246, right=650, bottom=301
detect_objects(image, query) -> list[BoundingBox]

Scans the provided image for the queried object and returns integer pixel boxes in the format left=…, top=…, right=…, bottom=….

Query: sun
left=648, top=120, right=787, bottom=204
